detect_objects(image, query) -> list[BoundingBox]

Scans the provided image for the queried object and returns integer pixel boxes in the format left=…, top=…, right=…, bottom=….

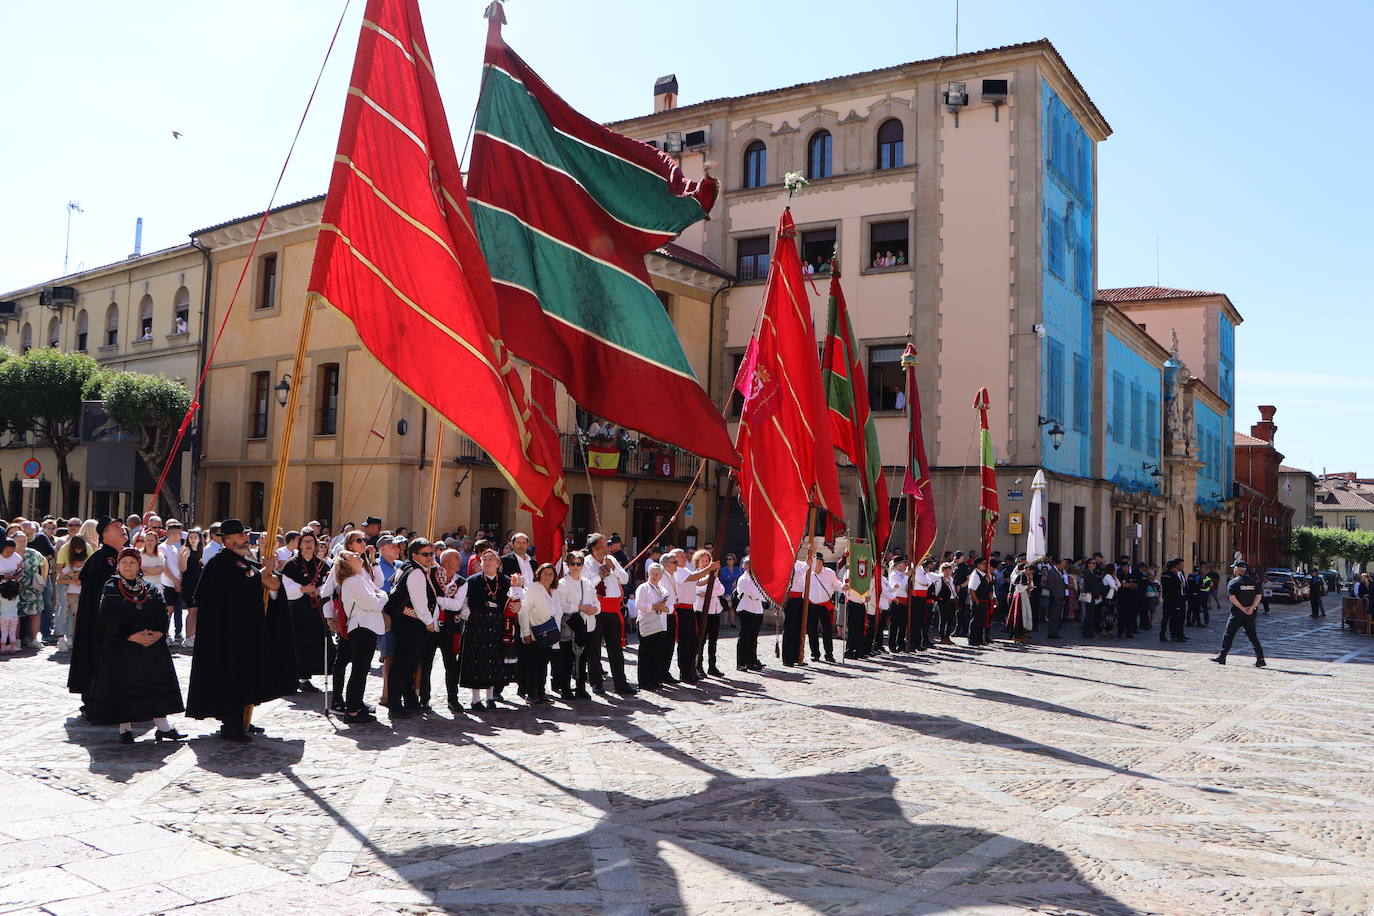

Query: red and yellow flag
left=901, top=345, right=938, bottom=562
left=735, top=210, right=844, bottom=601
left=307, top=0, right=556, bottom=512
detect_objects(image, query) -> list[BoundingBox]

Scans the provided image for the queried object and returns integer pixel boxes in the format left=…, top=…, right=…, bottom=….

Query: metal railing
left=450, top=431, right=700, bottom=482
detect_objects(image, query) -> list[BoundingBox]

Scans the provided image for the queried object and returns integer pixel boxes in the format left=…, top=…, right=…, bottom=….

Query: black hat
left=1232, top=560, right=1248, bottom=570
left=220, top=518, right=247, bottom=536
left=0, top=537, right=14, bottom=551
left=95, top=515, right=116, bottom=537
left=365, top=516, right=383, bottom=527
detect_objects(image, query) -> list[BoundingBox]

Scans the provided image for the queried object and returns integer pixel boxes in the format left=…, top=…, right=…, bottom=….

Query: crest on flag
left=847, top=540, right=875, bottom=599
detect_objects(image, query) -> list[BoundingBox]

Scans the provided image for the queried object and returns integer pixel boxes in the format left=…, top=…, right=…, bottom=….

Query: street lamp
left=274, top=373, right=292, bottom=408
left=1038, top=415, right=1065, bottom=451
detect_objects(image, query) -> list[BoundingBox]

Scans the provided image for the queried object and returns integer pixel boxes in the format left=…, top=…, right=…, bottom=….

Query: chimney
left=1250, top=405, right=1277, bottom=443
left=654, top=74, right=679, bottom=113
left=130, top=217, right=143, bottom=259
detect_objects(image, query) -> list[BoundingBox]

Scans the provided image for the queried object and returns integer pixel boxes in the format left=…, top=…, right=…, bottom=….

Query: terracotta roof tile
left=1096, top=286, right=1222, bottom=303
left=654, top=242, right=732, bottom=280
left=1234, top=432, right=1269, bottom=447
left=1278, top=464, right=1312, bottom=474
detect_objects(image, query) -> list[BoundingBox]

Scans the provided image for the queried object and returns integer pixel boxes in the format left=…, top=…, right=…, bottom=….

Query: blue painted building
left=1195, top=401, right=1227, bottom=512
left=1103, top=331, right=1162, bottom=494
left=1040, top=81, right=1094, bottom=479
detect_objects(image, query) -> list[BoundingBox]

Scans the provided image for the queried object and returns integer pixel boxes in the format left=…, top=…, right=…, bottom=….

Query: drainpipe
left=188, top=237, right=213, bottom=525
left=706, top=276, right=733, bottom=530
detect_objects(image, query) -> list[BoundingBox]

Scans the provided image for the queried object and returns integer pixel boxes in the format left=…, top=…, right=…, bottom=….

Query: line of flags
left=307, top=0, right=958, bottom=587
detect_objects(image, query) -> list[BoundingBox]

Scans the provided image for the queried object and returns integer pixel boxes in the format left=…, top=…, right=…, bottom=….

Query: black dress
left=458, top=572, right=517, bottom=689
left=67, top=544, right=120, bottom=696
left=186, top=550, right=297, bottom=721
left=281, top=556, right=332, bottom=677
left=181, top=550, right=203, bottom=607
left=84, top=576, right=184, bottom=725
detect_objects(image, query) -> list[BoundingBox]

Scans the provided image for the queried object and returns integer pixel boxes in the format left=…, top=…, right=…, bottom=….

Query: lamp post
left=274, top=373, right=292, bottom=408
left=1038, top=415, right=1065, bottom=451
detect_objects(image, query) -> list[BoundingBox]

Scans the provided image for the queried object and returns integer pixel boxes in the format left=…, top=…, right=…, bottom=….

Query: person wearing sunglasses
left=553, top=551, right=596, bottom=700
left=381, top=539, right=438, bottom=719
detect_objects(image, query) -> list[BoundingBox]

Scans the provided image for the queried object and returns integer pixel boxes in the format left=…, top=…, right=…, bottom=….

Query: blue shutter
left=1072, top=353, right=1089, bottom=433
left=1046, top=339, right=1065, bottom=421
left=1129, top=381, right=1143, bottom=450
left=1111, top=372, right=1126, bottom=444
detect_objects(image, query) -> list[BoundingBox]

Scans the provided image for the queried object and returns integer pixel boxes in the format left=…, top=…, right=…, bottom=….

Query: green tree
left=0, top=348, right=102, bottom=516
left=85, top=370, right=193, bottom=516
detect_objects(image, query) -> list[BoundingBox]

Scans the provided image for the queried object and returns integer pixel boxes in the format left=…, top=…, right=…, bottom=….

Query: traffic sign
left=1008, top=512, right=1024, bottom=535
left=22, top=458, right=41, bottom=478
left=21, top=478, right=39, bottom=489
left=1006, top=488, right=1024, bottom=501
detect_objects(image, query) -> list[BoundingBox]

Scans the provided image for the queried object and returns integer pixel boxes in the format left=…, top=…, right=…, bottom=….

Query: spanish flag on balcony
left=585, top=442, right=621, bottom=477
left=467, top=3, right=738, bottom=469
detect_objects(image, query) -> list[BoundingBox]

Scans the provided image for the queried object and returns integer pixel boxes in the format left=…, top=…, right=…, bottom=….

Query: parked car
left=1317, top=570, right=1343, bottom=594
left=1263, top=569, right=1308, bottom=603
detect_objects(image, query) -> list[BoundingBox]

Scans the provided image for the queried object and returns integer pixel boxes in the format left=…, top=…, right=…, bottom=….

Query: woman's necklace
left=117, top=576, right=150, bottom=607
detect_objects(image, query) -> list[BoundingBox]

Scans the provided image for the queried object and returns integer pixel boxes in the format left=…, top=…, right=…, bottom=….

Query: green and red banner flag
left=846, top=540, right=875, bottom=600
left=307, top=0, right=556, bottom=513
left=821, top=269, right=890, bottom=551
left=734, top=209, right=844, bottom=602
left=467, top=5, right=737, bottom=468
left=528, top=368, right=568, bottom=565
left=975, top=387, right=999, bottom=560
left=901, top=344, right=937, bottom=562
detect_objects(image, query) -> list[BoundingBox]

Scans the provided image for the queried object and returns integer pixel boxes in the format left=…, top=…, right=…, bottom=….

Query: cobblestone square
left=3, top=599, right=1372, bottom=915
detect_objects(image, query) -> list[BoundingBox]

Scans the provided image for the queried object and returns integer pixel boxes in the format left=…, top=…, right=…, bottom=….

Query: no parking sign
left=22, top=458, right=41, bottom=478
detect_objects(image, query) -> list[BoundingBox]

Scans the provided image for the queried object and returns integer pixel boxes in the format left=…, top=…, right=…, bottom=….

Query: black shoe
left=447, top=700, right=464, bottom=713
left=119, top=730, right=135, bottom=744
left=1255, top=660, right=1267, bottom=668
left=219, top=728, right=251, bottom=742
left=706, top=667, right=724, bottom=677
left=749, top=662, right=766, bottom=671
left=154, top=728, right=186, bottom=743
left=390, top=707, right=415, bottom=719
left=572, top=690, right=592, bottom=700
left=344, top=710, right=377, bottom=724
left=329, top=699, right=347, bottom=713
left=1211, top=656, right=1226, bottom=665
left=246, top=724, right=266, bottom=735
left=824, top=656, right=836, bottom=663
left=663, top=675, right=680, bottom=685
left=298, top=681, right=321, bottom=694
left=592, top=685, right=608, bottom=695
left=617, top=685, right=639, bottom=695
left=417, top=704, right=434, bottom=714
left=1176, top=636, right=1189, bottom=642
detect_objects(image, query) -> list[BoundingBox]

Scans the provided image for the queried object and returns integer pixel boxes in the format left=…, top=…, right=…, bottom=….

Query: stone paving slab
left=2, top=598, right=1373, bottom=914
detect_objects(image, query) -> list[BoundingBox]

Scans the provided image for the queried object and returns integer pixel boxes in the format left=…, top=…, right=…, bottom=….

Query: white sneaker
left=182, top=635, right=195, bottom=649
left=57, top=636, right=68, bottom=652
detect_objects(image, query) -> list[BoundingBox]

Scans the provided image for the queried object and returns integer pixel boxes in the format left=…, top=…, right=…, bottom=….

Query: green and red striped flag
left=975, top=387, right=999, bottom=559
left=466, top=4, right=737, bottom=468
left=821, top=268, right=891, bottom=552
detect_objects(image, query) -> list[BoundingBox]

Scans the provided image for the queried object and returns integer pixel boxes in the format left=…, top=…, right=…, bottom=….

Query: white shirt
left=913, top=566, right=934, bottom=594
left=697, top=576, right=726, bottom=614
left=969, top=569, right=985, bottom=593
left=672, top=566, right=698, bottom=606
left=140, top=552, right=166, bottom=580
left=586, top=553, right=629, bottom=598
left=341, top=573, right=388, bottom=636
left=735, top=574, right=766, bottom=615
left=634, top=580, right=671, bottom=635
left=203, top=540, right=224, bottom=562
left=876, top=575, right=891, bottom=612
left=888, top=568, right=910, bottom=598
left=398, top=565, right=436, bottom=627
left=275, top=546, right=293, bottom=568
left=159, top=539, right=184, bottom=588
left=788, top=562, right=839, bottom=603
left=556, top=574, right=594, bottom=620
left=1102, top=573, right=1119, bottom=600
left=507, top=551, right=534, bottom=587
left=518, top=583, right=557, bottom=638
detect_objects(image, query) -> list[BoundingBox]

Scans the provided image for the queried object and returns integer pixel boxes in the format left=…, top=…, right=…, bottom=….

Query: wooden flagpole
left=693, top=466, right=736, bottom=673
left=261, top=296, right=317, bottom=610
left=797, top=506, right=818, bottom=665
left=426, top=421, right=445, bottom=538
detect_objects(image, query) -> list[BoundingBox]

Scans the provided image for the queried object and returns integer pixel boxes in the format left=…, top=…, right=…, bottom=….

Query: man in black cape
left=67, top=516, right=128, bottom=704
left=186, top=519, right=297, bottom=741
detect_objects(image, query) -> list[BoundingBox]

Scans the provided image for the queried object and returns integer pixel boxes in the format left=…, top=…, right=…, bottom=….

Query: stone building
left=1232, top=406, right=1294, bottom=570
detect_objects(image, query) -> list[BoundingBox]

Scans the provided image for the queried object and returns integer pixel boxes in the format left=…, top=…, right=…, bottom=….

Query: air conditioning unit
left=943, top=81, right=968, bottom=109
left=646, top=139, right=661, bottom=150
left=39, top=286, right=77, bottom=308
left=684, top=129, right=708, bottom=149
left=0, top=301, right=18, bottom=318
left=981, top=79, right=1009, bottom=104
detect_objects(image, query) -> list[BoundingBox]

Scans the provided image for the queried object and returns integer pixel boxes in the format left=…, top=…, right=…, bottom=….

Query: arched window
left=76, top=310, right=89, bottom=351
left=105, top=303, right=119, bottom=347
left=137, top=294, right=153, bottom=340
left=806, top=130, right=832, bottom=179
left=876, top=118, right=904, bottom=169
left=742, top=140, right=766, bottom=189
left=47, top=316, right=59, bottom=348
left=20, top=323, right=32, bottom=352
left=172, top=286, right=190, bottom=334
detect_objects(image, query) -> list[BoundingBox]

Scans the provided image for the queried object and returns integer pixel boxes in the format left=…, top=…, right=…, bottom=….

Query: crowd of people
left=0, top=510, right=1275, bottom=744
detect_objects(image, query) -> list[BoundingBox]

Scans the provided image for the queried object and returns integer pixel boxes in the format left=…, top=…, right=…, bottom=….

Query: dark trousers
left=1117, top=599, right=1137, bottom=637
left=968, top=600, right=991, bottom=645
left=703, top=614, right=721, bottom=669
left=1046, top=600, right=1063, bottom=638
left=1219, top=611, right=1264, bottom=662
left=1310, top=594, right=1324, bottom=616
left=676, top=610, right=702, bottom=680
left=576, top=630, right=604, bottom=691
left=639, top=631, right=668, bottom=687
left=386, top=614, right=426, bottom=710
left=661, top=614, right=679, bottom=681
left=889, top=601, right=909, bottom=650
left=1081, top=599, right=1097, bottom=638
left=869, top=607, right=887, bottom=652
left=518, top=640, right=551, bottom=699
left=844, top=601, right=867, bottom=657
left=1161, top=600, right=1185, bottom=640
left=938, top=601, right=957, bottom=641
left=552, top=640, right=574, bottom=693
left=344, top=627, right=377, bottom=711
left=736, top=612, right=763, bottom=668
left=597, top=610, right=631, bottom=689
left=781, top=598, right=804, bottom=665
left=912, top=597, right=932, bottom=649
left=331, top=632, right=349, bottom=699
left=807, top=605, right=835, bottom=660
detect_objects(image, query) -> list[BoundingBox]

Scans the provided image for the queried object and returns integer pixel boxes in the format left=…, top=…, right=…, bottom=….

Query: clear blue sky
left=1, top=0, right=1367, bottom=474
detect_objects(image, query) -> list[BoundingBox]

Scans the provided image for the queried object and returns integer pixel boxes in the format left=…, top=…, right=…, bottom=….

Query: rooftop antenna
left=1155, top=234, right=1160, bottom=286
left=63, top=201, right=83, bottom=276
left=954, top=0, right=959, bottom=54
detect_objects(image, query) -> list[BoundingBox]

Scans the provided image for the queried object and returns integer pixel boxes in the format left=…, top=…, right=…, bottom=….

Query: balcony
left=451, top=431, right=700, bottom=482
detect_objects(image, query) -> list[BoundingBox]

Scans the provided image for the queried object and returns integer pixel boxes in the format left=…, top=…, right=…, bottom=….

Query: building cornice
left=192, top=197, right=326, bottom=250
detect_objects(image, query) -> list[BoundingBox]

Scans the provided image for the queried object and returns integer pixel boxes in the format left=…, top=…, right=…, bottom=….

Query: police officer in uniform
left=1211, top=561, right=1266, bottom=668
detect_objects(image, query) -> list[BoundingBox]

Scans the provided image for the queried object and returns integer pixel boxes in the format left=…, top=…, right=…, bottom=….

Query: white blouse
left=634, top=580, right=671, bottom=635
left=340, top=572, right=387, bottom=636
left=518, top=583, right=557, bottom=638
left=734, top=574, right=766, bottom=615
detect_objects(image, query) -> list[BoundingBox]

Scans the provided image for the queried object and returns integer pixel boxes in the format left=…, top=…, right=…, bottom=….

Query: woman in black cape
left=458, top=548, right=520, bottom=709
left=85, top=548, right=185, bottom=743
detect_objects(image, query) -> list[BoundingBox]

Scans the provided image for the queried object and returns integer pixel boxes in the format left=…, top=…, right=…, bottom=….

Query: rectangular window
left=869, top=220, right=909, bottom=269
left=1145, top=393, right=1160, bottom=458
left=1129, top=381, right=1143, bottom=451
left=736, top=236, right=769, bottom=281
left=1072, top=353, right=1089, bottom=433
left=249, top=371, right=269, bottom=439
left=316, top=363, right=340, bottom=436
left=1074, top=235, right=1092, bottom=298
left=212, top=482, right=231, bottom=522
left=1045, top=339, right=1065, bottom=422
left=800, top=227, right=836, bottom=274
left=867, top=345, right=906, bottom=411
left=1111, top=372, right=1125, bottom=444
left=728, top=352, right=744, bottom=418
left=247, top=482, right=265, bottom=531
left=257, top=253, right=278, bottom=310
left=1072, top=505, right=1086, bottom=560
left=311, top=481, right=334, bottom=529
left=1047, top=216, right=1065, bottom=278
left=1346, top=516, right=1358, bottom=531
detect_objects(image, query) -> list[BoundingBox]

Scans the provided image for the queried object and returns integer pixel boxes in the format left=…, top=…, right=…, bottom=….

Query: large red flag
left=901, top=345, right=937, bottom=562
left=528, top=369, right=568, bottom=565
left=467, top=6, right=737, bottom=468
left=975, top=387, right=999, bottom=559
left=735, top=209, right=844, bottom=601
left=308, top=0, right=556, bottom=513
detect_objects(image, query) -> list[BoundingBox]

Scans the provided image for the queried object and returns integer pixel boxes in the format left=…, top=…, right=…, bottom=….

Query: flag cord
left=939, top=425, right=980, bottom=559
left=336, top=379, right=400, bottom=526
left=142, top=0, right=355, bottom=522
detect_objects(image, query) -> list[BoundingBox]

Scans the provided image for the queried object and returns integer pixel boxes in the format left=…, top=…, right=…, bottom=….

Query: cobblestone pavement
left=2, top=597, right=1373, bottom=915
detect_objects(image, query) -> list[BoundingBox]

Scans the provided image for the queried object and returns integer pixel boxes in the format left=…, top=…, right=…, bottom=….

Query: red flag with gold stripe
left=307, top=0, right=556, bottom=512
left=735, top=209, right=844, bottom=601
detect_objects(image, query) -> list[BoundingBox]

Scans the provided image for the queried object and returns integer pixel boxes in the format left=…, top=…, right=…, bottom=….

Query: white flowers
left=783, top=171, right=809, bottom=197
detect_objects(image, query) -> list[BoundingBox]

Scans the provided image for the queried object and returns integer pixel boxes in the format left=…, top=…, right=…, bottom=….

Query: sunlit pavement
left=2, top=597, right=1372, bottom=915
